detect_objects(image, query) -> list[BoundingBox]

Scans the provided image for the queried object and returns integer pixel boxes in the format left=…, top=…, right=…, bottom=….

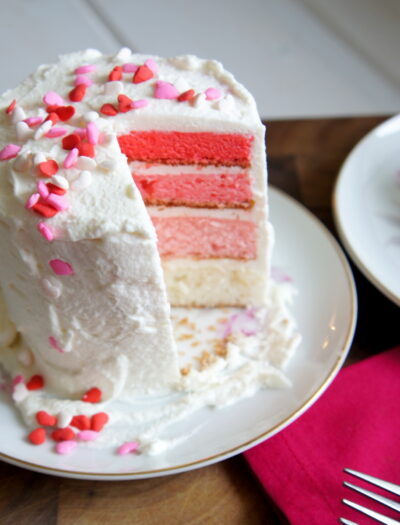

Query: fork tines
left=341, top=468, right=400, bottom=525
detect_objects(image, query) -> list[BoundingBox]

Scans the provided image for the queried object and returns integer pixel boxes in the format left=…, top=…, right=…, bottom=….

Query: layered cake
left=0, top=49, right=298, bottom=456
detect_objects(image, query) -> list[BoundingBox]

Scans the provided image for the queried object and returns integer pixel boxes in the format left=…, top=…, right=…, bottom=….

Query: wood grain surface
left=0, top=116, right=398, bottom=525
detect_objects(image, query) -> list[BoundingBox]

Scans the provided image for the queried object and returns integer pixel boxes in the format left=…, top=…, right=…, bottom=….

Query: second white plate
left=0, top=187, right=357, bottom=479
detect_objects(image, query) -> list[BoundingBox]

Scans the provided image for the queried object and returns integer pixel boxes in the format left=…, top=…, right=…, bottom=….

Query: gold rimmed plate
left=0, top=187, right=357, bottom=479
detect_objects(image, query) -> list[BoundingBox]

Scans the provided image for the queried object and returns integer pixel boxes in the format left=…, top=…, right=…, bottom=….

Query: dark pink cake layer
left=151, top=216, right=256, bottom=259
left=133, top=172, right=253, bottom=208
left=118, top=131, right=253, bottom=167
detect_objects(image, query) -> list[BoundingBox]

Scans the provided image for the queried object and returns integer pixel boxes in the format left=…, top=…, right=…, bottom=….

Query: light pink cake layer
left=151, top=216, right=256, bottom=259
left=133, top=172, right=253, bottom=208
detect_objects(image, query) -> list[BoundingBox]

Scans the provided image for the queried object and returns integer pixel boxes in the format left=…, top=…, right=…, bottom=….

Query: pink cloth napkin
left=244, top=347, right=400, bottom=524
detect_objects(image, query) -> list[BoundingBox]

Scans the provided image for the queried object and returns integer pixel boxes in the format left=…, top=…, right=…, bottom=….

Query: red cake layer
left=118, top=131, right=253, bottom=167
left=151, top=216, right=256, bottom=259
left=133, top=172, right=253, bottom=208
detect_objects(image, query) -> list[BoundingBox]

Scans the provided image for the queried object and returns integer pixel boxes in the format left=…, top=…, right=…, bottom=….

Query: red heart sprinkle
left=178, top=89, right=196, bottom=102
left=45, top=112, right=60, bottom=125
left=38, top=159, right=59, bottom=177
left=70, top=415, right=91, bottom=430
left=46, top=104, right=60, bottom=113
left=108, top=66, right=123, bottom=81
left=36, top=410, right=57, bottom=427
left=117, top=94, right=133, bottom=113
left=81, top=387, right=102, bottom=403
left=100, top=103, right=118, bottom=116
left=69, top=84, right=87, bottom=102
left=32, top=200, right=58, bottom=218
left=62, top=133, right=81, bottom=150
left=51, top=427, right=75, bottom=442
left=91, top=412, right=109, bottom=432
left=54, top=106, right=75, bottom=121
left=46, top=183, right=66, bottom=196
left=26, top=374, right=44, bottom=391
left=28, top=428, right=46, bottom=445
left=78, top=142, right=95, bottom=158
left=6, top=99, right=16, bottom=114
left=133, top=65, right=153, bottom=84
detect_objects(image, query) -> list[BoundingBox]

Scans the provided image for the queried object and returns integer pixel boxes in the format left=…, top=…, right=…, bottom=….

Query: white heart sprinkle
left=41, top=278, right=62, bottom=299
left=34, top=120, right=52, bottom=140
left=33, top=152, right=46, bottom=165
left=15, top=121, right=31, bottom=141
left=99, top=159, right=116, bottom=171
left=52, top=174, right=69, bottom=189
left=115, top=47, right=132, bottom=61
left=76, top=156, right=96, bottom=170
left=84, top=111, right=99, bottom=123
left=71, top=170, right=92, bottom=191
left=11, top=106, right=26, bottom=124
left=12, top=383, right=29, bottom=403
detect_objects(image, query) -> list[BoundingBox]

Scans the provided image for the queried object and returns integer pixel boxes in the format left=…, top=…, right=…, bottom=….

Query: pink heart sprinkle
left=122, top=63, right=138, bottom=73
left=46, top=194, right=69, bottom=212
left=132, top=99, right=149, bottom=109
left=117, top=441, right=139, bottom=455
left=37, top=181, right=49, bottom=199
left=48, top=336, right=64, bottom=352
left=86, top=122, right=99, bottom=145
left=24, top=117, right=44, bottom=128
left=73, top=127, right=87, bottom=138
left=75, top=64, right=96, bottom=74
left=0, top=144, right=21, bottom=161
left=12, top=375, right=24, bottom=387
left=25, top=193, right=40, bottom=209
left=49, top=259, right=74, bottom=276
left=154, top=81, right=179, bottom=100
left=43, top=91, right=64, bottom=106
left=74, top=75, right=93, bottom=87
left=63, top=147, right=79, bottom=169
left=78, top=430, right=99, bottom=442
left=38, top=222, right=54, bottom=242
left=45, top=127, right=68, bottom=138
left=55, top=440, right=77, bottom=455
left=144, top=58, right=158, bottom=74
left=205, top=87, right=222, bottom=100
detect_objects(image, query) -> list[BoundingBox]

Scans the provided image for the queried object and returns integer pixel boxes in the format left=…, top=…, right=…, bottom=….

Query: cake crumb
left=177, top=333, right=193, bottom=341
left=190, top=341, right=200, bottom=347
left=207, top=325, right=216, bottom=331
left=196, top=351, right=216, bottom=370
left=180, top=365, right=192, bottom=376
left=213, top=339, right=228, bottom=358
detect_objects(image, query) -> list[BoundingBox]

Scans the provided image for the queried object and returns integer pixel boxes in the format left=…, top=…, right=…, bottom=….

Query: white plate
left=334, top=114, right=400, bottom=306
left=0, top=187, right=357, bottom=479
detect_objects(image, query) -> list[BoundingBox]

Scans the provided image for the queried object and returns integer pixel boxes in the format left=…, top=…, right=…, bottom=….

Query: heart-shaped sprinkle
left=45, top=112, right=60, bottom=125
left=26, top=374, right=44, bottom=390
left=122, top=63, right=138, bottom=73
left=55, top=440, right=77, bottom=455
left=36, top=410, right=57, bottom=427
left=100, top=103, right=118, bottom=116
left=43, top=91, right=64, bottom=106
left=70, top=415, right=91, bottom=430
left=16, top=121, right=31, bottom=141
left=62, top=133, right=81, bottom=150
left=86, top=122, right=99, bottom=145
left=0, top=144, right=21, bottom=161
left=41, top=278, right=62, bottom=299
left=45, top=126, right=68, bottom=138
left=133, top=65, right=153, bottom=84
left=38, top=159, right=58, bottom=177
left=117, top=94, right=133, bottom=113
left=47, top=182, right=66, bottom=195
left=25, top=193, right=40, bottom=209
left=144, top=58, right=158, bottom=74
left=132, top=99, right=149, bottom=109
left=154, top=81, right=179, bottom=99
left=6, top=99, right=16, bottom=114
left=24, top=116, right=43, bottom=128
left=32, top=201, right=58, bottom=218
left=28, top=428, right=46, bottom=445
left=74, top=75, right=93, bottom=87
left=205, top=87, right=222, bottom=100
left=46, top=194, right=69, bottom=212
left=91, top=412, right=109, bottom=432
left=71, top=170, right=92, bottom=191
left=117, top=441, right=139, bottom=455
left=37, top=180, right=49, bottom=199
left=81, top=387, right=102, bottom=403
left=51, top=427, right=75, bottom=441
left=76, top=156, right=96, bottom=170
left=108, top=65, right=122, bottom=81
left=49, top=259, right=74, bottom=276
left=54, top=106, right=75, bottom=121
left=77, top=430, right=99, bottom=442
left=69, top=84, right=87, bottom=102
left=77, top=142, right=95, bottom=158
left=63, top=147, right=79, bottom=169
left=178, top=89, right=195, bottom=102
left=75, top=64, right=96, bottom=74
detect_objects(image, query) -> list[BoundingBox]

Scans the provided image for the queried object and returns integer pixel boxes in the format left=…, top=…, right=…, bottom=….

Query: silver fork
left=340, top=468, right=400, bottom=524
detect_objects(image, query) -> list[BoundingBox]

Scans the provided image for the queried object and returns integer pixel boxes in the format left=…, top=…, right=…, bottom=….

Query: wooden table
left=0, top=116, right=398, bottom=525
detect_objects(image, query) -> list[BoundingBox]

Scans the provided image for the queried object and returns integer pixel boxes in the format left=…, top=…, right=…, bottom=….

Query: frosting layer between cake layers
left=0, top=49, right=269, bottom=401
